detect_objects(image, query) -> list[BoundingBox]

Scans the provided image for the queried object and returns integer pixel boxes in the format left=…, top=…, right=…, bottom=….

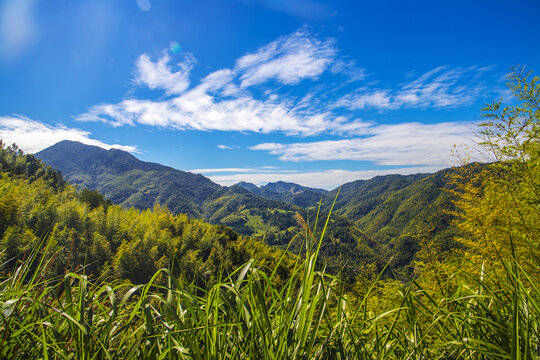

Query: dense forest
left=36, top=139, right=472, bottom=280
left=0, top=68, right=539, bottom=358
left=0, top=143, right=298, bottom=286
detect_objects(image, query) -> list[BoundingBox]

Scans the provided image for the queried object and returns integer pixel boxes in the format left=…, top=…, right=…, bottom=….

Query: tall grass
left=0, top=205, right=538, bottom=359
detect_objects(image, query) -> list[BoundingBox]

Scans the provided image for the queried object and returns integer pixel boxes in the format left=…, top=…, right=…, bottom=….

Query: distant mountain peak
left=36, top=140, right=222, bottom=217
left=234, top=181, right=261, bottom=193
left=262, top=181, right=326, bottom=195
left=51, top=140, right=108, bottom=152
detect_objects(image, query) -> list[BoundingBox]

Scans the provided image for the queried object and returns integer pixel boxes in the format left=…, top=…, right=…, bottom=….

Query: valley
left=36, top=140, right=463, bottom=277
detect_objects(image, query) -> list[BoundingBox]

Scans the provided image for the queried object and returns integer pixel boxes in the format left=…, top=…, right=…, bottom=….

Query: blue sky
left=0, top=0, right=539, bottom=189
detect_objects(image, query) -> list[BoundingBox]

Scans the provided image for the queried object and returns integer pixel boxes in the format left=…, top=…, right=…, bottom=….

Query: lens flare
left=136, top=0, right=151, bottom=12
left=169, top=41, right=182, bottom=54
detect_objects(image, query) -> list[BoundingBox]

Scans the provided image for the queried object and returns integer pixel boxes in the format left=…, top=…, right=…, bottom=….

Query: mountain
left=35, top=141, right=383, bottom=278
left=0, top=142, right=294, bottom=286
left=235, top=181, right=260, bottom=193
left=323, top=169, right=469, bottom=269
left=262, top=181, right=327, bottom=195
left=235, top=180, right=328, bottom=207
left=37, top=140, right=222, bottom=218
left=327, top=173, right=431, bottom=221
left=36, top=140, right=469, bottom=276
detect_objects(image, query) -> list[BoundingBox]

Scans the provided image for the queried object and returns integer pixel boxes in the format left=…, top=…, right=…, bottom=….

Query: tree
left=450, top=67, right=540, bottom=278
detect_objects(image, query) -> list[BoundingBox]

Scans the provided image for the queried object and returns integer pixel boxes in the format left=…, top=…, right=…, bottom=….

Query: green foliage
left=78, top=188, right=112, bottom=209
left=414, top=66, right=540, bottom=358
left=319, top=170, right=467, bottom=275
left=35, top=138, right=472, bottom=278
left=37, top=140, right=221, bottom=218
left=447, top=67, right=540, bottom=280
left=0, top=149, right=290, bottom=286
left=2, top=67, right=540, bottom=358
left=0, top=140, right=64, bottom=189
left=0, top=193, right=537, bottom=359
left=35, top=141, right=404, bottom=277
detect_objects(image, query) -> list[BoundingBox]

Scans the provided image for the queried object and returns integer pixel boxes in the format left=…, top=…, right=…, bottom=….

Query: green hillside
left=236, top=180, right=328, bottom=207
left=2, top=142, right=538, bottom=359
left=2, top=65, right=538, bottom=360
left=37, top=141, right=378, bottom=279
left=36, top=140, right=222, bottom=218
left=327, top=173, right=429, bottom=220
left=0, top=143, right=292, bottom=285
left=323, top=169, right=467, bottom=270
left=37, top=141, right=490, bottom=277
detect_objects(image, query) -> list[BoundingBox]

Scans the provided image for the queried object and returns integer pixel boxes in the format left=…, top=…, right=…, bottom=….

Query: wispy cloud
left=191, top=167, right=259, bottom=173
left=334, top=90, right=393, bottom=110
left=396, top=66, right=483, bottom=108
left=78, top=89, right=347, bottom=135
left=236, top=29, right=336, bottom=87
left=251, top=122, right=478, bottom=165
left=190, top=167, right=297, bottom=174
left=134, top=52, right=195, bottom=95
left=206, top=166, right=446, bottom=190
left=335, top=66, right=487, bottom=110
left=329, top=59, right=366, bottom=82
left=0, top=115, right=138, bottom=153
left=77, top=30, right=361, bottom=136
left=217, top=144, right=239, bottom=150
left=77, top=30, right=495, bottom=142
left=136, top=0, right=151, bottom=12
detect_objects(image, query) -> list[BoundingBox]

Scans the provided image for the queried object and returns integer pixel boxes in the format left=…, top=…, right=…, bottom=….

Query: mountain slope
left=0, top=143, right=293, bottom=286
left=327, top=173, right=431, bottom=221
left=37, top=140, right=222, bottom=217
left=36, top=141, right=374, bottom=279
left=36, top=140, right=470, bottom=276
left=324, top=169, right=469, bottom=270
left=235, top=180, right=328, bottom=207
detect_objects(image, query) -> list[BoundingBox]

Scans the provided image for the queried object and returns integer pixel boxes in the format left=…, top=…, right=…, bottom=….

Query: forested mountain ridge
left=324, top=169, right=465, bottom=268
left=0, top=142, right=294, bottom=285
left=35, top=140, right=470, bottom=275
left=325, top=173, right=431, bottom=219
left=5, top=140, right=371, bottom=283
left=236, top=180, right=327, bottom=195
left=235, top=168, right=468, bottom=271
left=2, top=68, right=538, bottom=359
left=37, top=140, right=223, bottom=218
left=36, top=141, right=377, bottom=278
left=37, top=141, right=320, bottom=237
left=235, top=180, right=328, bottom=207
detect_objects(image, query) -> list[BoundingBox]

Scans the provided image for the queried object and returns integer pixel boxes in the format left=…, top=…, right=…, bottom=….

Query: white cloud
left=235, top=29, right=336, bottom=87
left=190, top=167, right=259, bottom=173
left=78, top=74, right=350, bottom=135
left=79, top=34, right=342, bottom=134
left=134, top=53, right=195, bottom=95
left=77, top=30, right=493, bottom=140
left=190, top=167, right=297, bottom=174
left=0, top=115, right=138, bottom=153
left=335, top=66, right=487, bottom=111
left=217, top=144, right=239, bottom=150
left=396, top=66, right=480, bottom=108
left=329, top=59, right=366, bottom=82
left=251, top=122, right=478, bottom=165
left=335, top=90, right=394, bottom=110
left=206, top=166, right=446, bottom=190
left=0, top=0, right=38, bottom=60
